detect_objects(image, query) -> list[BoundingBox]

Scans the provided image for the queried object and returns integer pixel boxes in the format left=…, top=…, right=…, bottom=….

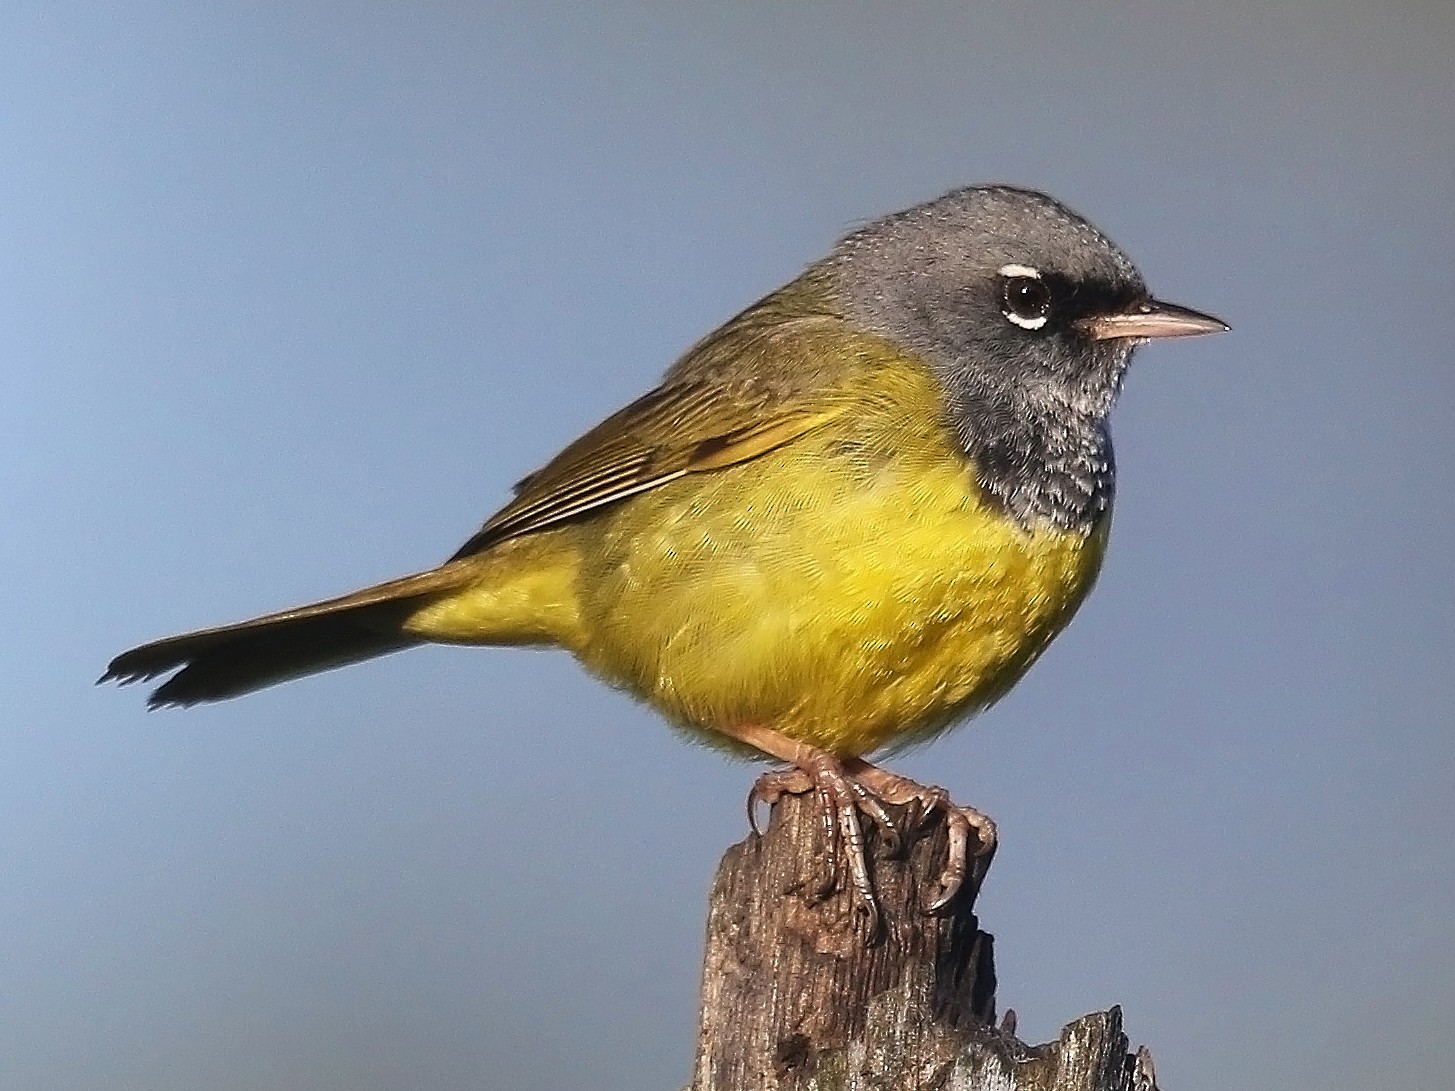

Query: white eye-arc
left=998, top=264, right=1051, bottom=330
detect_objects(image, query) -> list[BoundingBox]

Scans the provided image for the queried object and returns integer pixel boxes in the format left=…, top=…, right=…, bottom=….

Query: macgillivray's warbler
left=104, top=185, right=1227, bottom=928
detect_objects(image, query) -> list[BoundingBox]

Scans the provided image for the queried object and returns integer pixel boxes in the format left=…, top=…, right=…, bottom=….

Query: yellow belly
left=405, top=362, right=1109, bottom=759
left=568, top=444, right=1106, bottom=757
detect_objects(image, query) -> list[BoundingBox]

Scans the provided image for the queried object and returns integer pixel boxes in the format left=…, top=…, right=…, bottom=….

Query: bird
left=103, top=184, right=1226, bottom=931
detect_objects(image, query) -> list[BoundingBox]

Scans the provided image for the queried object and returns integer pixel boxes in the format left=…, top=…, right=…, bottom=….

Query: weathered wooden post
left=689, top=791, right=1161, bottom=1091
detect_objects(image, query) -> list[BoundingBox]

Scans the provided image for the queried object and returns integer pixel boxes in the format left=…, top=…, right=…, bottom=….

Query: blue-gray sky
left=4, top=3, right=1452, bottom=1089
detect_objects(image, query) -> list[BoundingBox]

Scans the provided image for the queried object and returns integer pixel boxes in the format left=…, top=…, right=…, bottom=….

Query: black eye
left=1002, top=275, right=1052, bottom=330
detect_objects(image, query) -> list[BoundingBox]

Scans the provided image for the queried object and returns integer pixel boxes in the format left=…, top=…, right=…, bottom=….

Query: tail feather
left=102, top=565, right=470, bottom=708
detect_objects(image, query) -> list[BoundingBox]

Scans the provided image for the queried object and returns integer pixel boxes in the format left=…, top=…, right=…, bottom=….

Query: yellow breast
left=566, top=363, right=1110, bottom=758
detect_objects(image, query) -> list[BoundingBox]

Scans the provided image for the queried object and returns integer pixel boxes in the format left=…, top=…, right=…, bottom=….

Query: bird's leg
left=843, top=757, right=998, bottom=911
left=748, top=765, right=902, bottom=855
left=746, top=765, right=810, bottom=835
left=748, top=765, right=838, bottom=900
left=725, top=724, right=902, bottom=936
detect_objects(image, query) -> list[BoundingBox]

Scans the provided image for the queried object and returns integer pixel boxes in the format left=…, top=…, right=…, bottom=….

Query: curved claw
left=805, top=774, right=842, bottom=902
left=742, top=753, right=892, bottom=928
left=747, top=781, right=770, bottom=836
left=855, top=893, right=884, bottom=945
left=925, top=802, right=998, bottom=912
left=736, top=739, right=998, bottom=933
left=840, top=759, right=998, bottom=914
left=747, top=767, right=812, bottom=836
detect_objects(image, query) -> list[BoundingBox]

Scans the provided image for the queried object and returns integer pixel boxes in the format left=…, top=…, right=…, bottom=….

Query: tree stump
left=689, top=790, right=1161, bottom=1091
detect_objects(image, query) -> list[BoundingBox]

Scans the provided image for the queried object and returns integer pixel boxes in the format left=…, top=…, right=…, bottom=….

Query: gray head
left=828, top=185, right=1225, bottom=532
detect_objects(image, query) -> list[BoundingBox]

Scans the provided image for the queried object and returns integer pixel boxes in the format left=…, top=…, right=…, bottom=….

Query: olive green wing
left=449, top=358, right=845, bottom=561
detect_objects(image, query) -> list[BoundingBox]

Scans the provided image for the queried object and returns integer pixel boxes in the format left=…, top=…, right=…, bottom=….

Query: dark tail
left=101, top=566, right=469, bottom=708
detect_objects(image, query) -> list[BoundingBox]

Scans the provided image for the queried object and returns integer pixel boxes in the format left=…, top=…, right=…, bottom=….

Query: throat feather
left=955, top=402, right=1115, bottom=534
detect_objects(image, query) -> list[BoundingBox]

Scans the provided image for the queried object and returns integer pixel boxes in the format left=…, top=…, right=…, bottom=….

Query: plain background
left=4, top=3, right=1452, bottom=1089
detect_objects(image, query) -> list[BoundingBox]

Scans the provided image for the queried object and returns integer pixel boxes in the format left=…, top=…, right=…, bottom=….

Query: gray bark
left=689, top=791, right=1161, bottom=1091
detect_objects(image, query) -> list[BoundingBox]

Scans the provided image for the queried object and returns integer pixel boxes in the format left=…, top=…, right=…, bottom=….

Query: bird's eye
left=1001, top=273, right=1052, bottom=330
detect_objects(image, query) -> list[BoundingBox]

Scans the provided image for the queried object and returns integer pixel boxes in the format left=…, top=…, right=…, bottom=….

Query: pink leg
left=845, top=758, right=997, bottom=910
left=723, top=723, right=995, bottom=930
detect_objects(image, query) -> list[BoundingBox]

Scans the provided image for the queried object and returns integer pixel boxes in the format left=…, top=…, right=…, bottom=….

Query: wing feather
left=451, top=390, right=840, bottom=559
left=448, top=311, right=854, bottom=560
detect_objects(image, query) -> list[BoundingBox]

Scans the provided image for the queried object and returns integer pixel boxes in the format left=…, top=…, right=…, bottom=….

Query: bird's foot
left=845, top=759, right=997, bottom=911
left=747, top=754, right=904, bottom=940
left=724, top=722, right=995, bottom=932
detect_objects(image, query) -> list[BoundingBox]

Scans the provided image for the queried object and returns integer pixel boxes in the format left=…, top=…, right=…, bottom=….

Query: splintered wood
left=689, top=790, right=1159, bottom=1091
